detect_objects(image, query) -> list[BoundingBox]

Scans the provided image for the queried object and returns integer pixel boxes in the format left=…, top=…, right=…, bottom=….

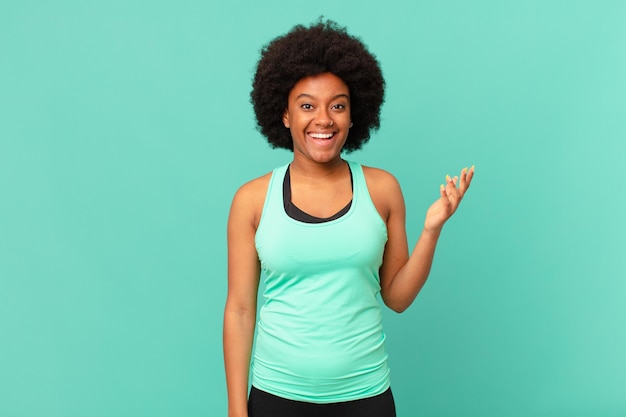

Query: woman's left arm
left=376, top=166, right=474, bottom=312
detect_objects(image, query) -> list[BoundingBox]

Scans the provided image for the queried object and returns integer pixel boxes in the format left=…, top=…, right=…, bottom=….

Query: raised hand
left=424, top=166, right=474, bottom=234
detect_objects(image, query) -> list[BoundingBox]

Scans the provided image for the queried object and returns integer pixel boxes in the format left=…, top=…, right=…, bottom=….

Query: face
left=282, top=72, right=352, bottom=165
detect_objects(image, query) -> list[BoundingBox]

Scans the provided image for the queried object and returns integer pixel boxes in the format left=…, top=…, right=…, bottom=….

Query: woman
left=223, top=20, right=474, bottom=417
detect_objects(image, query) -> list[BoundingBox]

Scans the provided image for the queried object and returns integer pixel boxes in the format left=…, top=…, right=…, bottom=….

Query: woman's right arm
left=223, top=180, right=265, bottom=417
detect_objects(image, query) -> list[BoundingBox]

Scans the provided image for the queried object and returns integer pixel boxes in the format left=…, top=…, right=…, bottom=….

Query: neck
left=289, top=156, right=347, bottom=181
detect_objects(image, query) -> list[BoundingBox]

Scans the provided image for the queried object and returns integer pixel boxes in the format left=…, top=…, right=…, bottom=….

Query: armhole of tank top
left=255, top=165, right=287, bottom=239
left=255, top=166, right=282, bottom=237
left=348, top=161, right=388, bottom=230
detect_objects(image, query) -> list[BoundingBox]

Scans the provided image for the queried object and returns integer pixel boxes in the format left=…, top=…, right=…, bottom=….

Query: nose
left=315, top=108, right=333, bottom=127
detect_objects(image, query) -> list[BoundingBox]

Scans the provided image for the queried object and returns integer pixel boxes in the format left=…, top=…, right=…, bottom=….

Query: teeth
left=310, top=133, right=334, bottom=139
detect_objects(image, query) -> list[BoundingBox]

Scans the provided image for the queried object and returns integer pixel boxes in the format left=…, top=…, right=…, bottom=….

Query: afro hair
left=251, top=20, right=385, bottom=152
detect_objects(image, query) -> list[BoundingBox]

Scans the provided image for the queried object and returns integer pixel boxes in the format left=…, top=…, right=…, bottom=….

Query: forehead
left=288, top=72, right=349, bottom=99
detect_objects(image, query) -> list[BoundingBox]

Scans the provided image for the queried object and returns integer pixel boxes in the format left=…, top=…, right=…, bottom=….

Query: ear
left=282, top=109, right=290, bottom=128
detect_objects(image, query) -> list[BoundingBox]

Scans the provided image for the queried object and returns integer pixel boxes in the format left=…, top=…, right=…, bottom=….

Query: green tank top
left=252, top=161, right=390, bottom=403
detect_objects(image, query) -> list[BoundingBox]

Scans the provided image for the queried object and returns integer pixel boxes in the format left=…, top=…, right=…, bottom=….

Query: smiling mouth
left=309, top=132, right=335, bottom=139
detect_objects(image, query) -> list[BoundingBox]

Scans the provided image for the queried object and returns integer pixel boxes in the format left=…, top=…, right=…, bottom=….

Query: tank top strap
left=257, top=163, right=289, bottom=232
left=346, top=160, right=369, bottom=206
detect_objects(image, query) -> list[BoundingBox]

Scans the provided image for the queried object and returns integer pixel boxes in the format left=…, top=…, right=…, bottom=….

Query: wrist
left=227, top=395, right=249, bottom=417
left=421, top=226, right=442, bottom=240
left=228, top=407, right=248, bottom=417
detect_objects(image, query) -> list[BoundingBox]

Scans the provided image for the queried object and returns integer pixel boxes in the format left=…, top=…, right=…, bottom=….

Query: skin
left=223, top=72, right=474, bottom=417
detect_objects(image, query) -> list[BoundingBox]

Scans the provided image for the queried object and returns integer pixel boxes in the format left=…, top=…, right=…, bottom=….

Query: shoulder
left=229, top=171, right=274, bottom=230
left=360, top=165, right=405, bottom=221
left=233, top=171, right=273, bottom=203
left=361, top=165, right=403, bottom=200
left=361, top=165, right=401, bottom=190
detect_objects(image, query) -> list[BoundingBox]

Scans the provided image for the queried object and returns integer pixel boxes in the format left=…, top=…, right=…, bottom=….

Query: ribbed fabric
left=252, top=161, right=390, bottom=403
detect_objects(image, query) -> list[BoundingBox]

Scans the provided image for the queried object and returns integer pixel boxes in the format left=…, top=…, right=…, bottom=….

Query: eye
left=300, top=103, right=313, bottom=110
left=332, top=103, right=346, bottom=111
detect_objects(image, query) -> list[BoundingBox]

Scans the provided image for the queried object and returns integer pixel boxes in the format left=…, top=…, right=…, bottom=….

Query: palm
left=424, top=167, right=474, bottom=233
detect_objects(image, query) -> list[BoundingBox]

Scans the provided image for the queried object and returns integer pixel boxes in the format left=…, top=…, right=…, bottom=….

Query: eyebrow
left=295, top=93, right=350, bottom=101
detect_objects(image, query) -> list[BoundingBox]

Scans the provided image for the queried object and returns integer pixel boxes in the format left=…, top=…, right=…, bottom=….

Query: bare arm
left=371, top=166, right=474, bottom=312
left=223, top=178, right=267, bottom=417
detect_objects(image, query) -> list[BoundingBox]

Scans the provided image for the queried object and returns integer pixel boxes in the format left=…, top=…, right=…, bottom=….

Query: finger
left=444, top=177, right=461, bottom=210
left=436, top=185, right=452, bottom=211
left=465, top=165, right=475, bottom=189
left=460, top=165, right=475, bottom=194
left=439, top=184, right=452, bottom=208
left=459, top=167, right=468, bottom=191
left=446, top=181, right=461, bottom=207
left=445, top=174, right=459, bottom=190
left=442, top=168, right=471, bottom=214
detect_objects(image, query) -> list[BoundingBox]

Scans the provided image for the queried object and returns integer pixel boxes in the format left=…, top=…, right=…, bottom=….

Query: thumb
left=439, top=184, right=451, bottom=207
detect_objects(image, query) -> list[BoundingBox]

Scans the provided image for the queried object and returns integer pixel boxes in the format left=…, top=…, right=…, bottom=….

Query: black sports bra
left=283, top=165, right=353, bottom=224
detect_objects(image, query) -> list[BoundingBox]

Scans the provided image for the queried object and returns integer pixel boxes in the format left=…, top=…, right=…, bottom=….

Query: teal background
left=1, top=1, right=625, bottom=416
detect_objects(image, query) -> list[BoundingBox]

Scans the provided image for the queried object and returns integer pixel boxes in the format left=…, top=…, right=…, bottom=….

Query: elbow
left=224, top=297, right=257, bottom=322
left=382, top=296, right=410, bottom=314
left=224, top=302, right=256, bottom=320
left=388, top=303, right=409, bottom=314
